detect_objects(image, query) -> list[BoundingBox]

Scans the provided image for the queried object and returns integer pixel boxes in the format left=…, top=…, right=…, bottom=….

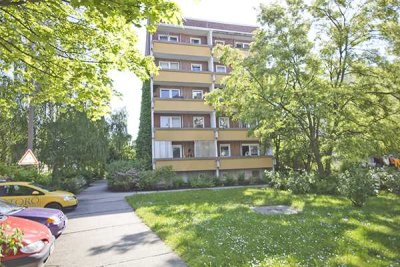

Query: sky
left=110, top=0, right=267, bottom=139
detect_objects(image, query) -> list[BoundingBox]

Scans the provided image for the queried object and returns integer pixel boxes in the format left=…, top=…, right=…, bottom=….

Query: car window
left=7, top=185, right=35, bottom=196
left=0, top=186, right=8, bottom=196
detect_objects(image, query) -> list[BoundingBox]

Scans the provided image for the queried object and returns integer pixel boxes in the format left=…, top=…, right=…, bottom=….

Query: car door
left=0, top=185, right=44, bottom=207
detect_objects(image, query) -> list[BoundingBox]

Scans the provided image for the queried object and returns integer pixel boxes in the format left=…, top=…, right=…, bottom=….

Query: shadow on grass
left=127, top=188, right=400, bottom=267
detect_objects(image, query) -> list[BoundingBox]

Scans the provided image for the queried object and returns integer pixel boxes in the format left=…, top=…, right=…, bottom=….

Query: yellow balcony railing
left=218, top=129, right=258, bottom=141
left=155, top=128, right=215, bottom=141
left=219, top=156, right=273, bottom=170
left=154, top=70, right=213, bottom=84
left=155, top=158, right=216, bottom=171
left=154, top=99, right=213, bottom=112
left=153, top=41, right=211, bottom=58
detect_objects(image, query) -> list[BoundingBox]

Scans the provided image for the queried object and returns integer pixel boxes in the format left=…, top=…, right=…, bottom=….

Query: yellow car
left=0, top=181, right=78, bottom=210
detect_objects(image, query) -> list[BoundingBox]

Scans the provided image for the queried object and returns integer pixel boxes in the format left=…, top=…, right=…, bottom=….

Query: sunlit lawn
left=127, top=188, right=400, bottom=267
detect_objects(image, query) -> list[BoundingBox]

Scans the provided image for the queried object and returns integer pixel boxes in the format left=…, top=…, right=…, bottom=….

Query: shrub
left=237, top=172, right=248, bottom=185
left=313, top=175, right=339, bottom=195
left=338, top=167, right=380, bottom=207
left=223, top=174, right=237, bottom=186
left=107, top=169, right=140, bottom=191
left=188, top=174, right=216, bottom=188
left=106, top=160, right=138, bottom=176
left=60, top=176, right=87, bottom=194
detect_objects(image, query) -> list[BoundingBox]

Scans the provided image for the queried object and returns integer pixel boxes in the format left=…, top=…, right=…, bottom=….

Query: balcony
left=154, top=98, right=213, bottom=113
left=219, top=156, right=273, bottom=170
left=218, top=129, right=258, bottom=141
left=155, top=158, right=216, bottom=171
left=154, top=70, right=213, bottom=86
left=153, top=41, right=211, bottom=59
left=155, top=128, right=215, bottom=141
left=215, top=73, right=228, bottom=85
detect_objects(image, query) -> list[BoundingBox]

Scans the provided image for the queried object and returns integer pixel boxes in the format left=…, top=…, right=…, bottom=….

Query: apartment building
left=146, top=18, right=274, bottom=179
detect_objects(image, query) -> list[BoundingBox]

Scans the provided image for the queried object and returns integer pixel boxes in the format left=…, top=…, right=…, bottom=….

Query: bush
left=0, top=163, right=44, bottom=182
left=60, top=176, right=87, bottom=194
left=237, top=172, right=248, bottom=185
left=223, top=174, right=237, bottom=186
left=106, top=160, right=138, bottom=176
left=338, top=167, right=380, bottom=207
left=107, top=169, right=140, bottom=191
left=188, top=174, right=216, bottom=188
left=266, top=170, right=315, bottom=194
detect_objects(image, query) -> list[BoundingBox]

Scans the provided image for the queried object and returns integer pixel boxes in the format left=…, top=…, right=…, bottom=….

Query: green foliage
left=38, top=110, right=108, bottom=186
left=0, top=0, right=181, bottom=118
left=127, top=188, right=400, bottom=267
left=0, top=224, right=23, bottom=258
left=107, top=109, right=135, bottom=162
left=338, top=167, right=380, bottom=207
left=207, top=0, right=400, bottom=176
left=135, top=81, right=152, bottom=170
left=188, top=174, right=216, bottom=188
left=222, top=174, right=237, bottom=186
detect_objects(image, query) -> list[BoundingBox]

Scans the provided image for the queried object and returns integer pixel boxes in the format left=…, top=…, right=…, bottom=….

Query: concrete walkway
left=47, top=180, right=186, bottom=267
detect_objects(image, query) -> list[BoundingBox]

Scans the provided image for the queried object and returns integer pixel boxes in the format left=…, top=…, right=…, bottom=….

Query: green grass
left=126, top=188, right=400, bottom=267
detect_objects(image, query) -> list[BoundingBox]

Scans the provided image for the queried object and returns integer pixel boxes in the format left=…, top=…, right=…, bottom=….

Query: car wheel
left=45, top=202, right=63, bottom=210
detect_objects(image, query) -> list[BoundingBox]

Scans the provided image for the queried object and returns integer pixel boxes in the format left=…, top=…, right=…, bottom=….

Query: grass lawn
left=127, top=188, right=400, bottom=267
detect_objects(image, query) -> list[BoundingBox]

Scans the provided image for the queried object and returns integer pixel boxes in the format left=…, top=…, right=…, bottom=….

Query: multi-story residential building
left=146, top=18, right=274, bottom=179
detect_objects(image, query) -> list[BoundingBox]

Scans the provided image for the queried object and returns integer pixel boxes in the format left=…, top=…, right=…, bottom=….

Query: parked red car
left=0, top=215, right=55, bottom=267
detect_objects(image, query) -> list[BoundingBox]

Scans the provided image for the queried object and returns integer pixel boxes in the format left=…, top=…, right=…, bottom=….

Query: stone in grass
left=252, top=205, right=301, bottom=215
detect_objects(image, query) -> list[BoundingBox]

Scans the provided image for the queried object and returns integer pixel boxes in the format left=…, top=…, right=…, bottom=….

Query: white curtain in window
left=194, top=141, right=215, bottom=157
left=154, top=141, right=172, bottom=159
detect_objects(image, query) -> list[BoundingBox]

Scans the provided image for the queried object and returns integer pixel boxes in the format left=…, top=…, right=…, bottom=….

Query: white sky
left=110, top=0, right=268, bottom=139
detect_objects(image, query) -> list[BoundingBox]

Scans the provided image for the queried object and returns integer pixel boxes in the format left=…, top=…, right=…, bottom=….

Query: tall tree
left=206, top=0, right=400, bottom=176
left=136, top=81, right=152, bottom=170
left=108, top=109, right=135, bottom=162
left=0, top=0, right=180, bottom=118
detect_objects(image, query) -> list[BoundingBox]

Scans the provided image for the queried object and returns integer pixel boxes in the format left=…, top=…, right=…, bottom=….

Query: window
left=193, top=116, right=205, bottom=128
left=241, top=144, right=259, bottom=156
left=220, top=144, right=231, bottom=157
left=239, top=121, right=251, bottom=128
left=192, top=90, right=203, bottom=99
left=216, top=65, right=226, bottom=73
left=159, top=34, right=178, bottom=42
left=160, top=116, right=181, bottom=128
left=191, top=63, right=202, bottom=72
left=160, top=89, right=180, bottom=99
left=159, top=61, right=179, bottom=70
left=172, top=145, right=182, bottom=158
left=190, top=38, right=201, bottom=45
left=235, top=42, right=250, bottom=49
left=215, top=40, right=225, bottom=45
left=219, top=117, right=230, bottom=128
left=2, top=185, right=36, bottom=196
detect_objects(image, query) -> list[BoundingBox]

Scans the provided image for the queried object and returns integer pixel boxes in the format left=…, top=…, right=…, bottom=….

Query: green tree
left=207, top=0, right=400, bottom=176
left=38, top=109, right=109, bottom=184
left=0, top=0, right=180, bottom=118
left=108, top=109, right=135, bottom=162
left=136, top=81, right=152, bottom=170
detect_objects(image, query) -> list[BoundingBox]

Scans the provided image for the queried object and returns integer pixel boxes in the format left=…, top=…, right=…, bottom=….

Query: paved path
left=47, top=180, right=186, bottom=267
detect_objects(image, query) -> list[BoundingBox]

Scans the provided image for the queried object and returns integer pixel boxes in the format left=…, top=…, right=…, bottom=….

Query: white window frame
left=191, top=63, right=202, bottom=72
left=193, top=116, right=205, bottom=128
left=160, top=88, right=181, bottom=99
left=215, top=65, right=227, bottom=73
left=219, top=144, right=231, bottom=157
left=235, top=42, right=250, bottom=49
left=172, top=145, right=183, bottom=158
left=215, top=40, right=225, bottom=45
left=219, top=117, right=230, bottom=128
left=160, top=116, right=182, bottom=128
left=159, top=34, right=179, bottom=42
left=241, top=144, right=260, bottom=156
left=192, top=90, right=203, bottom=100
left=159, top=61, right=179, bottom=70
left=190, top=37, right=201, bottom=45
